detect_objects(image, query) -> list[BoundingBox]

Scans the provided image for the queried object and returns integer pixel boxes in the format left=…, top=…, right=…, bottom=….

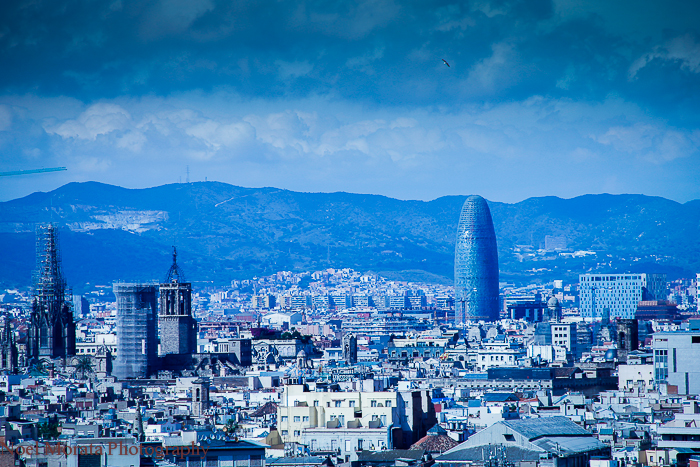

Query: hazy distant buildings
left=544, top=235, right=567, bottom=251
left=114, top=283, right=158, bottom=379
left=454, top=195, right=500, bottom=323
left=71, top=295, right=90, bottom=319
left=579, top=273, right=667, bottom=319
left=27, top=224, right=76, bottom=360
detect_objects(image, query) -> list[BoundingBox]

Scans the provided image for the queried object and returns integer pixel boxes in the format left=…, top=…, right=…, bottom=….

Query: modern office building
left=653, top=330, right=700, bottom=395
left=503, top=293, right=546, bottom=322
left=113, top=283, right=158, bottom=379
left=454, top=195, right=499, bottom=323
left=636, top=300, right=679, bottom=321
left=579, top=273, right=667, bottom=319
left=159, top=248, right=197, bottom=356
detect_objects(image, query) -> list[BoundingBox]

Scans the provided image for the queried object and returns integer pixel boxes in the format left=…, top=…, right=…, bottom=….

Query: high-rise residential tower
left=28, top=224, right=76, bottom=360
left=159, top=248, right=197, bottom=356
left=454, top=195, right=499, bottom=323
left=113, top=283, right=158, bottom=379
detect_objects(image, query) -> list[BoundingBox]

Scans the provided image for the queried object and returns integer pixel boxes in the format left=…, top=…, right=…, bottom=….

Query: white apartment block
left=618, top=364, right=654, bottom=392
left=579, top=273, right=666, bottom=319
left=551, top=323, right=576, bottom=354
left=473, top=342, right=525, bottom=372
left=277, top=384, right=399, bottom=446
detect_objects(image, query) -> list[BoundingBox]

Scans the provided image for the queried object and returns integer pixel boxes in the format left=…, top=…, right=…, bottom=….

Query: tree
left=38, top=416, right=60, bottom=440
left=74, top=356, right=94, bottom=379
left=224, top=419, right=240, bottom=437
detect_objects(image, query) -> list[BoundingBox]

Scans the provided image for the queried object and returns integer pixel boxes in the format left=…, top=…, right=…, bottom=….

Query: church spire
left=164, top=246, right=186, bottom=283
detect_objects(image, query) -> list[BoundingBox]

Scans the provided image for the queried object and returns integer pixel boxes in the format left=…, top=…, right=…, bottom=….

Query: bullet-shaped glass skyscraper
left=454, top=195, right=500, bottom=323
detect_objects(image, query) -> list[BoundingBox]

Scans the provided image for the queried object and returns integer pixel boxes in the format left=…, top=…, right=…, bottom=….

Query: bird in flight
left=442, top=59, right=450, bottom=67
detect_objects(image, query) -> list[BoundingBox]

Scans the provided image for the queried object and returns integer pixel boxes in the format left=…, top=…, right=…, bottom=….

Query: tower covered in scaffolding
left=159, top=247, right=197, bottom=356
left=113, top=283, right=158, bottom=379
left=28, top=224, right=76, bottom=360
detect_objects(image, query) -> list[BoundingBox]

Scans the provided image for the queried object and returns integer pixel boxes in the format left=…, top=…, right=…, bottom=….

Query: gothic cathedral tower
left=28, top=224, right=76, bottom=361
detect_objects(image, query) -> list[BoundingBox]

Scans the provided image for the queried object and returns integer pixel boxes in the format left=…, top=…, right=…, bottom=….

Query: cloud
left=140, top=0, right=215, bottom=39
left=45, top=103, right=132, bottom=140
left=2, top=92, right=698, bottom=205
left=595, top=123, right=699, bottom=163
left=0, top=104, right=11, bottom=131
left=629, top=34, right=700, bottom=79
left=276, top=61, right=314, bottom=80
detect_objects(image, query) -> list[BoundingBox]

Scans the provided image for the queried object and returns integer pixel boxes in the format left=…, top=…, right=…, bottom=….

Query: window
left=335, top=400, right=342, bottom=407
left=294, top=416, right=300, bottom=422
left=314, top=401, right=319, bottom=406
left=303, top=416, right=309, bottom=422
left=294, top=430, right=300, bottom=437
left=282, top=430, right=288, bottom=436
left=327, top=402, right=331, bottom=407
left=693, top=336, right=700, bottom=344
left=281, top=416, right=288, bottom=422
left=349, top=401, right=356, bottom=407
left=371, top=400, right=377, bottom=407
left=385, top=400, right=391, bottom=407
left=358, top=439, right=363, bottom=450
left=503, top=434, right=515, bottom=441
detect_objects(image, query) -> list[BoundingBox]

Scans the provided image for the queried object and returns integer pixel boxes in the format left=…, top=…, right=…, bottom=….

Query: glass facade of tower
left=454, top=195, right=499, bottom=323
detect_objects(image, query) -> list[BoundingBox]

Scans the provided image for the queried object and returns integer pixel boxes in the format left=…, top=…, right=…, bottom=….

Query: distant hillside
left=0, top=182, right=697, bottom=291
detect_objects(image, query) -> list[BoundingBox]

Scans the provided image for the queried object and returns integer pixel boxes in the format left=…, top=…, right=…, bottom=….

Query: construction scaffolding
left=29, top=224, right=75, bottom=359
left=113, top=283, right=158, bottom=379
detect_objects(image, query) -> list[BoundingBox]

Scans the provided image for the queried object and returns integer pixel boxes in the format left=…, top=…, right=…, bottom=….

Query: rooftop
left=500, top=416, right=592, bottom=440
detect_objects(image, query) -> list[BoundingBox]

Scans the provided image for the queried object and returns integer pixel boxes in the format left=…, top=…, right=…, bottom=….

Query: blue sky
left=0, top=0, right=699, bottom=203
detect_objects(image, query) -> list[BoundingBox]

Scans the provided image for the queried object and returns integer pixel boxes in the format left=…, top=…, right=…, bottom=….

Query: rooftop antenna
left=186, top=165, right=190, bottom=184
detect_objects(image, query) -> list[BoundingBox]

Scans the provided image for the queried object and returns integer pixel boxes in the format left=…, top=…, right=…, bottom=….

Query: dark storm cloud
left=1, top=0, right=698, bottom=113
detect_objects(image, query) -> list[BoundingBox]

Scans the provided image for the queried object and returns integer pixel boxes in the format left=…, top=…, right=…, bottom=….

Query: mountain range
left=1, top=182, right=698, bottom=292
